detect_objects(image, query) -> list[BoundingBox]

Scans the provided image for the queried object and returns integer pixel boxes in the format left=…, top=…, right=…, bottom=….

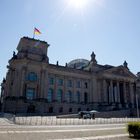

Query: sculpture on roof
left=91, top=51, right=97, bottom=64
left=123, top=60, right=128, bottom=69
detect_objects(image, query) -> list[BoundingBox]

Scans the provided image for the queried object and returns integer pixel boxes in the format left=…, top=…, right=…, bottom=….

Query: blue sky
left=0, top=0, right=140, bottom=85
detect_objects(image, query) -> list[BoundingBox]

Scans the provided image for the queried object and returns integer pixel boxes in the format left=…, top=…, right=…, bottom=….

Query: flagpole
left=33, top=28, right=35, bottom=39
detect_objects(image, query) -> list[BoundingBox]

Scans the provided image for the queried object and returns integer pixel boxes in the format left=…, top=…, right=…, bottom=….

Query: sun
left=69, top=0, right=88, bottom=9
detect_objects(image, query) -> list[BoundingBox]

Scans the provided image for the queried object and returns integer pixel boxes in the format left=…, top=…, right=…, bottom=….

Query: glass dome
left=67, top=59, right=89, bottom=69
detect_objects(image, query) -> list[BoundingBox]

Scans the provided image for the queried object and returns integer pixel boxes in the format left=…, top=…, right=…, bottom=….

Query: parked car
left=83, top=113, right=92, bottom=119
left=78, top=110, right=98, bottom=119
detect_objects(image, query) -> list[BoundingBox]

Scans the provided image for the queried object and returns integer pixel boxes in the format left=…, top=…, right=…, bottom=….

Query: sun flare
left=69, top=0, right=88, bottom=9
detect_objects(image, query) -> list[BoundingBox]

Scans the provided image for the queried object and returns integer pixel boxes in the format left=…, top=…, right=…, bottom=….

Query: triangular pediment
left=101, top=65, right=136, bottom=79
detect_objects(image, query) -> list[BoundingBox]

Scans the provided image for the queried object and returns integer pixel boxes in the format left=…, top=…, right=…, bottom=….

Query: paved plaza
left=0, top=123, right=129, bottom=140
left=0, top=116, right=138, bottom=140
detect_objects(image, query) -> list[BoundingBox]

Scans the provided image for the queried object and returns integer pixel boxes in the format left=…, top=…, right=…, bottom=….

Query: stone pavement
left=0, top=124, right=134, bottom=140
left=0, top=117, right=14, bottom=126
left=0, top=115, right=138, bottom=140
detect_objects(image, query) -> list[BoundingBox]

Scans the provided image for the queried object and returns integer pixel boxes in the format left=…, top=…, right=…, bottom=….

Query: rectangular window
left=58, top=79, right=63, bottom=86
left=49, top=77, right=54, bottom=85
left=85, top=82, right=88, bottom=88
left=67, top=80, right=72, bottom=87
left=26, top=88, right=35, bottom=100
left=76, top=81, right=81, bottom=88
left=48, top=88, right=53, bottom=102
left=28, top=73, right=37, bottom=81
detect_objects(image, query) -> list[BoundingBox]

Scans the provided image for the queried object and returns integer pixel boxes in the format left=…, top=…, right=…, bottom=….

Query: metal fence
left=13, top=116, right=140, bottom=125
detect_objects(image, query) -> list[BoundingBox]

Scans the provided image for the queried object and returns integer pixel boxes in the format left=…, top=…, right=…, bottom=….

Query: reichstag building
left=0, top=37, right=138, bottom=115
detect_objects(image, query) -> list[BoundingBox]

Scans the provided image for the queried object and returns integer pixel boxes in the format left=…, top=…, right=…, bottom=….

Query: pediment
left=102, top=66, right=136, bottom=79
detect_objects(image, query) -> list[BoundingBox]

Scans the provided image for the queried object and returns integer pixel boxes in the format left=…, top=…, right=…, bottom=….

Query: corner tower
left=3, top=37, right=50, bottom=112
left=17, top=37, right=49, bottom=62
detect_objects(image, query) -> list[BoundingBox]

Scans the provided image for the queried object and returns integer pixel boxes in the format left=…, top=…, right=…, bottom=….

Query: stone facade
left=0, top=37, right=138, bottom=115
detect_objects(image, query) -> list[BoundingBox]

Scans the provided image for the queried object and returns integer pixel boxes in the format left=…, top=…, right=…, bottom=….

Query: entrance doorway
left=27, top=104, right=35, bottom=113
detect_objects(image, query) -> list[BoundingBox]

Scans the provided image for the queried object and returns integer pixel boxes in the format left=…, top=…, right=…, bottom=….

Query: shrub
left=127, top=122, right=140, bottom=138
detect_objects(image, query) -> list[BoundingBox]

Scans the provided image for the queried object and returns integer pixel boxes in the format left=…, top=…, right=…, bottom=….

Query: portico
left=98, top=73, right=136, bottom=110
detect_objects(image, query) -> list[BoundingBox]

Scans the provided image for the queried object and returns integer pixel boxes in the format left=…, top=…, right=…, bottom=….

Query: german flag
left=34, top=27, right=41, bottom=35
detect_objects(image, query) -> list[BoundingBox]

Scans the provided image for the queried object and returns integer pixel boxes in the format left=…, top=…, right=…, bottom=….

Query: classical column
left=54, top=75, right=57, bottom=102
left=91, top=77, right=98, bottom=103
left=72, top=78, right=75, bottom=103
left=43, top=70, right=48, bottom=98
left=4, top=72, right=9, bottom=97
left=81, top=81, right=85, bottom=103
left=20, top=68, right=26, bottom=97
left=13, top=70, right=19, bottom=97
left=114, top=83, right=117, bottom=103
left=117, top=82, right=120, bottom=103
left=109, top=80, right=114, bottom=103
left=130, top=83, right=134, bottom=108
left=40, top=70, right=44, bottom=98
left=103, top=79, right=107, bottom=103
left=123, top=82, right=127, bottom=105
left=63, top=76, right=67, bottom=102
left=10, top=70, right=14, bottom=96
left=6, top=67, right=14, bottom=96
left=98, top=81, right=102, bottom=102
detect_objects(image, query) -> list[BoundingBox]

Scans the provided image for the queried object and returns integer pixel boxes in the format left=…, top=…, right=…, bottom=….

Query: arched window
left=76, top=91, right=80, bottom=103
left=66, top=90, right=72, bottom=103
left=57, top=89, right=63, bottom=102
left=27, top=72, right=37, bottom=81
left=48, top=88, right=53, bottom=102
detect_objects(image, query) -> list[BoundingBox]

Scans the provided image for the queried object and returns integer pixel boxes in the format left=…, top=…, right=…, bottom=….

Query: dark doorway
left=27, top=104, right=35, bottom=113
left=119, top=83, right=125, bottom=107
left=84, top=92, right=88, bottom=104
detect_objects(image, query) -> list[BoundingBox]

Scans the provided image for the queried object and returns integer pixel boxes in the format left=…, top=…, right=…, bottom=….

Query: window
left=76, top=81, right=81, bottom=88
left=69, top=108, right=72, bottom=113
left=49, top=107, right=53, bottom=113
left=48, top=88, right=53, bottom=102
left=27, top=72, right=37, bottom=81
left=76, top=91, right=80, bottom=103
left=58, top=79, right=63, bottom=86
left=59, top=107, right=63, bottom=113
left=57, top=89, right=63, bottom=102
left=66, top=90, right=72, bottom=103
left=78, top=108, right=81, bottom=112
left=85, top=82, right=88, bottom=88
left=49, top=77, right=54, bottom=85
left=67, top=80, right=72, bottom=87
left=84, top=92, right=88, bottom=104
left=26, top=88, right=35, bottom=100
